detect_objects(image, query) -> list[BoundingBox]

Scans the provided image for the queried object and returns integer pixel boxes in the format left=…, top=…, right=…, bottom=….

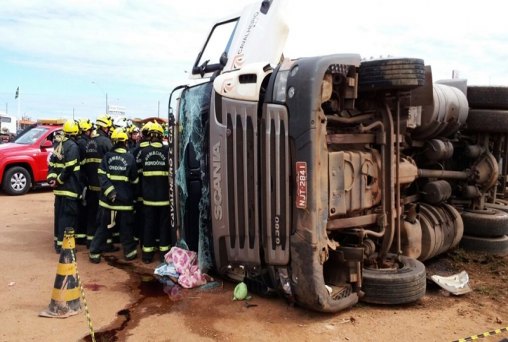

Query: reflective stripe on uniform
left=98, top=169, right=107, bottom=174
left=73, top=165, right=80, bottom=172
left=65, top=159, right=78, bottom=167
left=89, top=185, right=101, bottom=191
left=56, top=175, right=64, bottom=184
left=99, top=200, right=133, bottom=211
left=83, top=158, right=102, bottom=164
left=87, top=235, right=94, bottom=241
left=132, top=177, right=139, bottom=184
left=108, top=174, right=129, bottom=182
left=89, top=253, right=101, bottom=260
left=143, top=200, right=170, bottom=206
left=142, top=246, right=155, bottom=253
left=53, top=190, right=79, bottom=198
left=125, top=249, right=137, bottom=258
left=75, top=234, right=87, bottom=239
left=159, top=245, right=170, bottom=252
left=143, top=171, right=169, bottom=177
left=104, top=185, right=115, bottom=196
left=47, top=173, right=58, bottom=179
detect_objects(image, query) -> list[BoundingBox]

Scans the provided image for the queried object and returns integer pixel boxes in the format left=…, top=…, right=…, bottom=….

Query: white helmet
left=113, top=117, right=128, bottom=129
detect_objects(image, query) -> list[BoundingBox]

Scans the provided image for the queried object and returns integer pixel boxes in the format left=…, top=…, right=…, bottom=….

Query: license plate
left=296, top=161, right=307, bottom=209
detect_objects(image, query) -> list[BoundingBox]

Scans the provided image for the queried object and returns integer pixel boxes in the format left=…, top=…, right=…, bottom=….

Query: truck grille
left=261, top=104, right=290, bottom=265
left=214, top=99, right=290, bottom=266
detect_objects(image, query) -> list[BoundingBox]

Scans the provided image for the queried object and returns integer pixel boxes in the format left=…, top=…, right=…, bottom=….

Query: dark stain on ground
left=83, top=283, right=105, bottom=291
left=82, top=255, right=174, bottom=342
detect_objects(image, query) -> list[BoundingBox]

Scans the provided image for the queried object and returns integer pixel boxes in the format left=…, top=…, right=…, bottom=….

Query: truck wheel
left=361, top=255, right=426, bottom=305
left=2, top=166, right=32, bottom=195
left=465, top=109, right=508, bottom=133
left=461, top=208, right=508, bottom=237
left=459, top=235, right=508, bottom=255
left=467, top=86, right=508, bottom=110
left=358, top=58, right=425, bottom=92
left=485, top=200, right=508, bottom=213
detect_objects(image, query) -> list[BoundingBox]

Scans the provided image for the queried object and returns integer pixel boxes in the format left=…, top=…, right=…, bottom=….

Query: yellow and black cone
left=39, top=227, right=81, bottom=318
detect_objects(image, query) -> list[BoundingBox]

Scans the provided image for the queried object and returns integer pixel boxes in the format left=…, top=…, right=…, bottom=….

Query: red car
left=0, top=123, right=62, bottom=195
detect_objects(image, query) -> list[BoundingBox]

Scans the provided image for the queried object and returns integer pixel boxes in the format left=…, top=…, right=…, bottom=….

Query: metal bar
left=326, top=134, right=375, bottom=145
left=418, top=169, right=469, bottom=180
left=327, top=213, right=379, bottom=230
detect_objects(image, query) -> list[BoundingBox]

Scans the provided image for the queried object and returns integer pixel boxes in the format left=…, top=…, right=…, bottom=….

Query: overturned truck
left=168, top=0, right=508, bottom=312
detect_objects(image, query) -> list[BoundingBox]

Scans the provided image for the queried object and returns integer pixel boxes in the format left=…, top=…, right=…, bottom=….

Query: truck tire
left=465, top=109, right=508, bottom=133
left=485, top=200, right=508, bottom=213
left=361, top=255, right=426, bottom=305
left=461, top=208, right=508, bottom=237
left=459, top=235, right=508, bottom=255
left=359, top=58, right=425, bottom=92
left=467, top=86, right=508, bottom=110
left=2, top=166, right=32, bottom=195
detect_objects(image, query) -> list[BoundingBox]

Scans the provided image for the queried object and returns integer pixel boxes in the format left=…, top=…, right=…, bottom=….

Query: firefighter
left=89, top=128, right=139, bottom=263
left=139, top=122, right=173, bottom=263
left=130, top=121, right=152, bottom=245
left=127, top=125, right=140, bottom=151
left=82, top=114, right=113, bottom=248
left=47, top=119, right=82, bottom=253
left=75, top=118, right=94, bottom=245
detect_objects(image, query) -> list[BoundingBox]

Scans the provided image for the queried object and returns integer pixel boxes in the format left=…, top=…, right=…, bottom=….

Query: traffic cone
left=39, top=227, right=81, bottom=318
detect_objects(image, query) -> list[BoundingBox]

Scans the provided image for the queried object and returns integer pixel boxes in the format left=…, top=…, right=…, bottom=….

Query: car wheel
left=2, top=166, right=32, bottom=195
left=461, top=208, right=508, bottom=237
left=361, top=254, right=426, bottom=305
left=459, top=235, right=508, bottom=255
left=467, top=86, right=508, bottom=110
left=359, top=58, right=425, bottom=92
left=465, top=109, right=508, bottom=133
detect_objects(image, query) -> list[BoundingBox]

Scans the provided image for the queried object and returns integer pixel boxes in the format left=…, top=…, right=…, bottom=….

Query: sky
left=0, top=0, right=507, bottom=121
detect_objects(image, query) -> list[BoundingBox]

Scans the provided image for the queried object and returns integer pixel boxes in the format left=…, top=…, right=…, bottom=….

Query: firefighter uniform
left=47, top=120, right=82, bottom=253
left=139, top=123, right=173, bottom=263
left=89, top=128, right=139, bottom=263
left=82, top=115, right=113, bottom=247
left=75, top=119, right=93, bottom=245
left=130, top=122, right=152, bottom=245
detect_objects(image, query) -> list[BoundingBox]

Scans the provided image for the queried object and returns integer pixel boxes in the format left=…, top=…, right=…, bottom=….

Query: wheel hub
left=11, top=173, right=27, bottom=191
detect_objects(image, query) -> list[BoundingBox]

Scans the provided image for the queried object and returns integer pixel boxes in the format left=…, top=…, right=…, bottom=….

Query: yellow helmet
left=141, top=122, right=153, bottom=135
left=127, top=125, right=140, bottom=134
left=63, top=119, right=79, bottom=135
left=111, top=127, right=128, bottom=142
left=96, top=114, right=113, bottom=128
left=149, top=122, right=164, bottom=135
left=78, top=119, right=93, bottom=132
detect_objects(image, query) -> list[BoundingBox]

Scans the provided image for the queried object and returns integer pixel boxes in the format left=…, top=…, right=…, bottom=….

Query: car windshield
left=14, top=127, right=48, bottom=144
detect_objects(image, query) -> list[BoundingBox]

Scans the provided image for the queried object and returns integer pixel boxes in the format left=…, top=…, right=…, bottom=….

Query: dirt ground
left=0, top=190, right=507, bottom=342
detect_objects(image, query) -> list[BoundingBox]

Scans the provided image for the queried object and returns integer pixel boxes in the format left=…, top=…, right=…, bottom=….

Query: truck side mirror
left=41, top=140, right=53, bottom=149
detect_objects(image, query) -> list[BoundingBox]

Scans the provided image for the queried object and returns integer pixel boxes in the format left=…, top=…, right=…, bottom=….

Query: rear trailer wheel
left=465, top=109, right=508, bottom=133
left=2, top=166, right=31, bottom=195
left=467, top=86, right=508, bottom=110
left=459, top=235, right=508, bottom=255
left=461, top=208, right=508, bottom=237
left=359, top=58, right=425, bottom=92
left=361, top=255, right=426, bottom=305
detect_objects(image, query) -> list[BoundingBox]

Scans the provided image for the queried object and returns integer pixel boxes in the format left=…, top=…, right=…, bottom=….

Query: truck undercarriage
left=169, top=0, right=508, bottom=313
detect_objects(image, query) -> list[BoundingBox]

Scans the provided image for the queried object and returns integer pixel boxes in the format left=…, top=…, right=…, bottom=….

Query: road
left=0, top=190, right=507, bottom=341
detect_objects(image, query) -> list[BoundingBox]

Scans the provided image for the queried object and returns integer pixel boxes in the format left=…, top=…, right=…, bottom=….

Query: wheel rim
left=10, top=172, right=27, bottom=191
